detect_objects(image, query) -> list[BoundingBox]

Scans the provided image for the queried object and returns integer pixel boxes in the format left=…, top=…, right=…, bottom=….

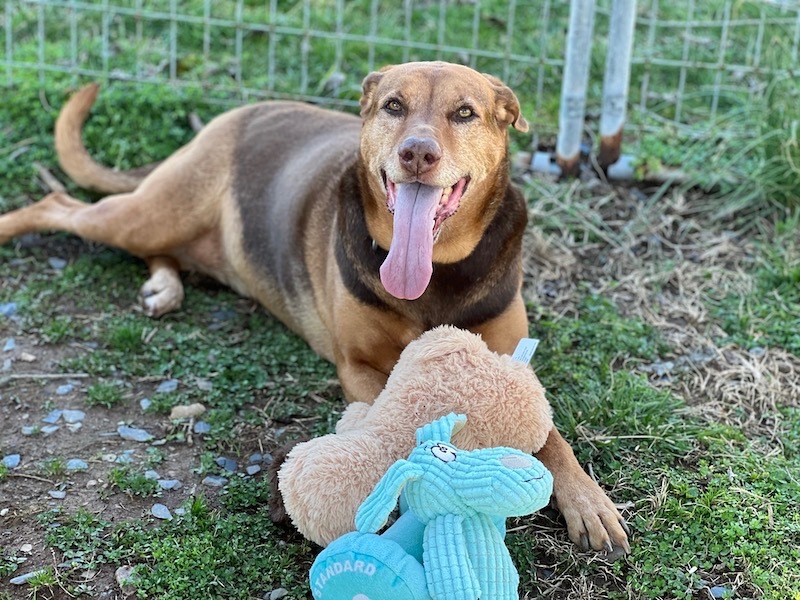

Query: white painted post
left=556, top=0, right=596, bottom=177
left=599, top=0, right=638, bottom=169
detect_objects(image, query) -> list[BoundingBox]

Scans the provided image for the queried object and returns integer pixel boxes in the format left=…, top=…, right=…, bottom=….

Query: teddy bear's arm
left=355, top=460, right=424, bottom=533
left=423, top=514, right=480, bottom=600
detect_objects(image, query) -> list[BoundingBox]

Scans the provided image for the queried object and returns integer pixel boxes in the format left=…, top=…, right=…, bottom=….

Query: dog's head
left=358, top=61, right=528, bottom=300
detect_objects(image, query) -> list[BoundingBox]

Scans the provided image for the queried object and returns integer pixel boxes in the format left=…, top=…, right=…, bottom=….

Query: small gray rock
left=144, top=470, right=161, bottom=480
left=193, top=420, right=211, bottom=434
left=140, top=398, right=152, bottom=411
left=41, top=425, right=60, bottom=437
left=248, top=453, right=263, bottom=464
left=115, top=565, right=136, bottom=589
left=202, top=475, right=228, bottom=487
left=66, top=422, right=82, bottom=433
left=61, top=409, right=85, bottom=424
left=2, top=454, right=21, bottom=469
left=174, top=507, right=186, bottom=516
left=115, top=450, right=135, bottom=464
left=3, top=338, right=15, bottom=352
left=158, top=479, right=182, bottom=490
left=118, top=425, right=154, bottom=442
left=709, top=586, right=730, bottom=599
left=48, top=257, right=68, bottom=270
left=269, top=588, right=290, bottom=600
left=151, top=503, right=173, bottom=520
left=42, top=410, right=63, bottom=424
left=246, top=465, right=261, bottom=476
left=2, top=358, right=11, bottom=371
left=48, top=490, right=66, bottom=499
left=215, top=457, right=237, bottom=472
left=10, top=569, right=49, bottom=585
left=0, top=302, right=17, bottom=317
left=156, top=379, right=179, bottom=394
left=21, top=426, right=37, bottom=436
left=56, top=384, right=74, bottom=396
left=65, top=458, right=88, bottom=471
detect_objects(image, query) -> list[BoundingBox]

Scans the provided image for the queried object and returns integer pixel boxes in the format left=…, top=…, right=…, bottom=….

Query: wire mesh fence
left=1, top=0, right=798, bottom=150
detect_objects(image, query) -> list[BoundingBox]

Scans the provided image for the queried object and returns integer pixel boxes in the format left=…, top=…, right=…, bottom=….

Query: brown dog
left=0, top=61, right=629, bottom=554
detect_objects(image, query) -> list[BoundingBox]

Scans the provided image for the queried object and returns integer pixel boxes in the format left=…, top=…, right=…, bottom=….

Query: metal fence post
left=599, top=0, right=638, bottom=170
left=555, top=0, right=596, bottom=177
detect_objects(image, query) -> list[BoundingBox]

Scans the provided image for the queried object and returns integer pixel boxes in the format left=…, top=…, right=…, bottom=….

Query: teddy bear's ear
left=416, top=413, right=467, bottom=446
left=410, top=326, right=488, bottom=362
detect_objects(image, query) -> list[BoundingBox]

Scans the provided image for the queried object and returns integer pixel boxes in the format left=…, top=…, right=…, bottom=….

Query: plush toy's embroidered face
left=405, top=440, right=553, bottom=520
left=430, top=443, right=457, bottom=463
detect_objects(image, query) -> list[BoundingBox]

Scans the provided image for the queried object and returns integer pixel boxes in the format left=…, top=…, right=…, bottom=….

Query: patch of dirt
left=1, top=333, right=219, bottom=598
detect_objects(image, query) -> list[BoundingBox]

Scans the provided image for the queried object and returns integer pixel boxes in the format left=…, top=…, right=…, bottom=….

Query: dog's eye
left=383, top=99, right=404, bottom=115
left=454, top=106, right=476, bottom=122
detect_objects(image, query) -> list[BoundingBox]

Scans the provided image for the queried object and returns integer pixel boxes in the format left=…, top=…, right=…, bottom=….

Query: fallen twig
left=33, top=161, right=67, bottom=193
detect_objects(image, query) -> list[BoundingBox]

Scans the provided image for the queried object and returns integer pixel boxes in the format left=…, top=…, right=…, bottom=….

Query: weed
left=25, top=568, right=58, bottom=595
left=0, top=464, right=8, bottom=482
left=144, top=447, right=167, bottom=468
left=0, top=550, right=24, bottom=578
left=108, top=466, right=160, bottom=498
left=85, top=381, right=125, bottom=409
left=37, top=458, right=66, bottom=480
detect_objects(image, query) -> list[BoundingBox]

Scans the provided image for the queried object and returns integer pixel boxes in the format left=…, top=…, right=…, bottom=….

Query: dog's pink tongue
left=380, top=182, right=442, bottom=300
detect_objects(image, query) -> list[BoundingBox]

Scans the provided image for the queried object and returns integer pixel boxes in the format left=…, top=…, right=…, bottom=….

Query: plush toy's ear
left=415, top=413, right=467, bottom=446
left=356, top=460, right=424, bottom=533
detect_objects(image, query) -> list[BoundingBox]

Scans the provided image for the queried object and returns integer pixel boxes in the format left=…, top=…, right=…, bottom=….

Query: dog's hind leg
left=0, top=190, right=206, bottom=316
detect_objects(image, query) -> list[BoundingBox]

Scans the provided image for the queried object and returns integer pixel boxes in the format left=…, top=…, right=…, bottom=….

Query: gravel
left=155, top=379, right=179, bottom=394
left=151, top=504, right=173, bottom=520
left=117, top=425, right=154, bottom=442
left=2, top=454, right=21, bottom=469
left=65, top=459, right=89, bottom=471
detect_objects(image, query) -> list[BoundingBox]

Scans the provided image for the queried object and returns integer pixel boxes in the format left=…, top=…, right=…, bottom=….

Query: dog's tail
left=55, top=83, right=160, bottom=194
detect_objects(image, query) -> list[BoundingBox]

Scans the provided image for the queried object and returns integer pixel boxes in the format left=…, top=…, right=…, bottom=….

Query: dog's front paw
left=553, top=470, right=630, bottom=557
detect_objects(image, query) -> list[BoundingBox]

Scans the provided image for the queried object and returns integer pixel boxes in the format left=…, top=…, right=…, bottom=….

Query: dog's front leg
left=535, top=427, right=631, bottom=555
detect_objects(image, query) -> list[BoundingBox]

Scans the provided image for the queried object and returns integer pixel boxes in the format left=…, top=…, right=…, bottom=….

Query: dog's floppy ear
left=360, top=65, right=394, bottom=118
left=482, top=73, right=529, bottom=133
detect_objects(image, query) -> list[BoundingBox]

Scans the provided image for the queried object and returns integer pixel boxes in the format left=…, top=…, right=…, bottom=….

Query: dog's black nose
left=398, top=136, right=442, bottom=175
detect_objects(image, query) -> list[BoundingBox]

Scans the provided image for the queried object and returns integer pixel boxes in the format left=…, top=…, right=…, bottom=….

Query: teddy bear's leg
left=310, top=531, right=431, bottom=600
left=335, top=402, right=372, bottom=434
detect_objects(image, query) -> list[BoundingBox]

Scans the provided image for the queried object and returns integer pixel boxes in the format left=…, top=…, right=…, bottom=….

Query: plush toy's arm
left=356, top=460, right=424, bottom=534
left=415, top=413, right=467, bottom=446
left=423, top=514, right=480, bottom=600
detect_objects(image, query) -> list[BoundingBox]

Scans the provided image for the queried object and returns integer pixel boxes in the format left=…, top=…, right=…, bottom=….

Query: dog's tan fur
left=0, top=62, right=629, bottom=554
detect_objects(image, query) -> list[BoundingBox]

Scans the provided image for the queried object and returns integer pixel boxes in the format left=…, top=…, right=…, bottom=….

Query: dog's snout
left=398, top=136, right=442, bottom=174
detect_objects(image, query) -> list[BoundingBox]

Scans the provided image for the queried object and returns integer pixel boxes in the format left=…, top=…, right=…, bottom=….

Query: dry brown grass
left=521, top=173, right=797, bottom=440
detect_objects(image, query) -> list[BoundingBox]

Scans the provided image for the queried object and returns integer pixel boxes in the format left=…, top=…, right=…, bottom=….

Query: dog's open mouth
left=383, top=174, right=469, bottom=240
left=379, top=174, right=470, bottom=301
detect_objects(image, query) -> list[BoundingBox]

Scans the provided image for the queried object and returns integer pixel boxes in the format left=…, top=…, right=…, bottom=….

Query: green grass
left=108, top=466, right=160, bottom=498
left=38, top=486, right=316, bottom=600
left=711, top=213, right=800, bottom=353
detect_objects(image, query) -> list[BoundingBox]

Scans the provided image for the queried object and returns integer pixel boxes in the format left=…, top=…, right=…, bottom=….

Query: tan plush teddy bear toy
left=277, top=325, right=554, bottom=547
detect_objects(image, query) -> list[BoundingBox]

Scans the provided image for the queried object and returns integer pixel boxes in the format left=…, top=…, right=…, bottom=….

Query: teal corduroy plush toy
left=309, top=413, right=553, bottom=600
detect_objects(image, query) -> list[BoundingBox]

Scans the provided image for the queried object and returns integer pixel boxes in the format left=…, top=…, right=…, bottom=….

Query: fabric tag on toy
left=512, top=338, right=539, bottom=365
